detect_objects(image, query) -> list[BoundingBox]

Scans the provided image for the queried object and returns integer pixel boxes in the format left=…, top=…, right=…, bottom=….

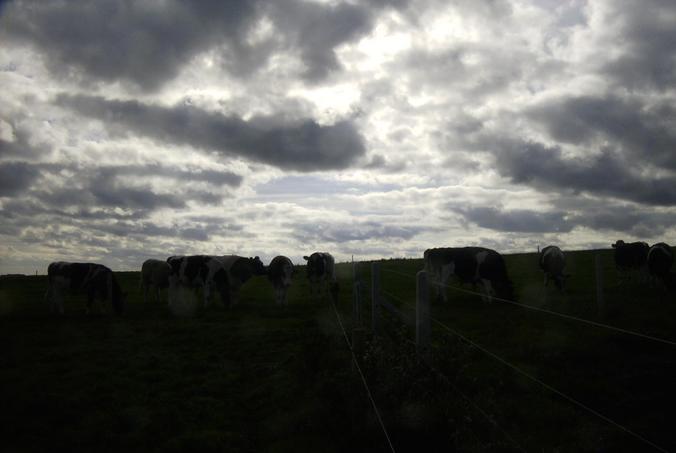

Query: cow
left=611, top=240, right=649, bottom=283
left=140, top=259, right=170, bottom=303
left=647, top=243, right=674, bottom=287
left=538, top=245, right=568, bottom=292
left=267, top=256, right=294, bottom=306
left=217, top=255, right=267, bottom=305
left=166, top=255, right=231, bottom=308
left=303, top=252, right=339, bottom=302
left=45, top=262, right=125, bottom=315
left=424, top=247, right=515, bottom=303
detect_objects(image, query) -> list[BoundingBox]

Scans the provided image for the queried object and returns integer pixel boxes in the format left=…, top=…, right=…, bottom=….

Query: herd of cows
left=43, top=241, right=674, bottom=315
left=44, top=252, right=337, bottom=315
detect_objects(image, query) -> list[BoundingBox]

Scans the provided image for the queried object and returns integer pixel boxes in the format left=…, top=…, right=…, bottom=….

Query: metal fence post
left=596, top=253, right=605, bottom=318
left=371, top=261, right=380, bottom=335
left=416, top=270, right=430, bottom=361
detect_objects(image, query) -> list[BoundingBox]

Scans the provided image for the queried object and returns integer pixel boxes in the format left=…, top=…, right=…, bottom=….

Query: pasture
left=1, top=249, right=675, bottom=452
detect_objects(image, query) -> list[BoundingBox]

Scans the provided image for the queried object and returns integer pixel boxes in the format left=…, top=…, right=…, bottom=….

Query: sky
left=1, top=0, right=675, bottom=274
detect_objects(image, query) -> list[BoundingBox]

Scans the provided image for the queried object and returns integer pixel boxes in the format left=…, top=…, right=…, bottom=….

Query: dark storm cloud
left=0, top=0, right=259, bottom=90
left=528, top=95, right=676, bottom=171
left=0, top=0, right=387, bottom=90
left=572, top=207, right=676, bottom=238
left=492, top=140, right=676, bottom=207
left=57, top=94, right=366, bottom=171
left=0, top=161, right=40, bottom=196
left=599, top=0, right=676, bottom=91
left=454, top=205, right=574, bottom=233
left=267, top=1, right=372, bottom=82
left=293, top=221, right=427, bottom=243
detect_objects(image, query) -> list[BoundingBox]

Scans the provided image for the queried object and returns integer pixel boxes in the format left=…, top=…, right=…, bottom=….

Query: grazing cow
left=267, top=256, right=294, bottom=306
left=217, top=255, right=267, bottom=305
left=45, top=262, right=125, bottom=315
left=538, top=245, right=568, bottom=292
left=167, top=255, right=231, bottom=307
left=303, top=252, right=339, bottom=301
left=612, top=240, right=649, bottom=283
left=424, top=247, right=515, bottom=303
left=647, top=243, right=674, bottom=286
left=140, top=259, right=170, bottom=303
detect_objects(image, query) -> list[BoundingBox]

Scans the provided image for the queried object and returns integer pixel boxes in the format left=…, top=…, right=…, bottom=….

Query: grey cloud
left=292, top=221, right=427, bottom=243
left=454, top=205, right=574, bottom=233
left=57, top=94, right=366, bottom=171
left=402, top=44, right=522, bottom=97
left=1, top=0, right=386, bottom=90
left=571, top=207, right=676, bottom=238
left=1, top=0, right=259, bottom=91
left=492, top=140, right=676, bottom=206
left=599, top=0, right=676, bottom=91
left=96, top=164, right=243, bottom=187
left=0, top=161, right=40, bottom=196
left=0, top=127, right=48, bottom=161
left=267, top=1, right=372, bottom=82
left=528, top=95, right=676, bottom=171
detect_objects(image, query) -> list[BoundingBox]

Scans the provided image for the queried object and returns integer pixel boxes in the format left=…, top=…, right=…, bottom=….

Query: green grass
left=1, top=250, right=675, bottom=452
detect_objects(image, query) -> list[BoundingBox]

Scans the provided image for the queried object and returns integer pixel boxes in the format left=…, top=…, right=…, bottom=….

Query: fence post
left=596, top=253, right=605, bottom=318
left=371, top=261, right=380, bottom=335
left=416, top=270, right=431, bottom=361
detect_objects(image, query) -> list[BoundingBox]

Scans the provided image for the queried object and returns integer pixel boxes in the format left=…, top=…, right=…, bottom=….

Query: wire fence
left=364, top=264, right=672, bottom=453
left=327, top=285, right=396, bottom=453
left=381, top=268, right=676, bottom=348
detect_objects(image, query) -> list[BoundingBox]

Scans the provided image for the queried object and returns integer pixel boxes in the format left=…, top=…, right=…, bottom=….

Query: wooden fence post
left=416, top=270, right=431, bottom=361
left=371, top=261, right=380, bottom=335
left=596, top=253, right=605, bottom=318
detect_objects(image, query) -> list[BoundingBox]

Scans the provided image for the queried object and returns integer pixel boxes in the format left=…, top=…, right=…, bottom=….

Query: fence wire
left=379, top=287, right=670, bottom=453
left=381, top=268, right=676, bottom=348
left=379, top=290, right=526, bottom=451
left=328, top=292, right=396, bottom=453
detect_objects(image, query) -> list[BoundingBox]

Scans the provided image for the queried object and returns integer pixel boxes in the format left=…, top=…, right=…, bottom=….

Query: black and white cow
left=612, top=240, right=649, bottom=283
left=267, top=256, right=294, bottom=306
left=303, top=252, right=338, bottom=301
left=45, top=262, right=125, bottom=315
left=647, top=242, right=673, bottom=286
left=218, top=255, right=267, bottom=305
left=424, top=247, right=515, bottom=303
left=167, top=255, right=231, bottom=308
left=140, top=259, right=170, bottom=303
left=538, top=245, right=568, bottom=292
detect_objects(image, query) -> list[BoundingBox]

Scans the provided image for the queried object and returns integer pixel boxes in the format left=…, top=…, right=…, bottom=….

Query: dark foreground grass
left=1, top=250, right=675, bottom=452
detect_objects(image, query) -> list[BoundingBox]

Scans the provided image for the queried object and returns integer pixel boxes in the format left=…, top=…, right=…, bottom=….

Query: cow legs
left=274, top=287, right=283, bottom=305
left=439, top=264, right=455, bottom=303
left=479, top=279, right=493, bottom=303
left=203, top=284, right=212, bottom=307
left=46, top=286, right=64, bottom=314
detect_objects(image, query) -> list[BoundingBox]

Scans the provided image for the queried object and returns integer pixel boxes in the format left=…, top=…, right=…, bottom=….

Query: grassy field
left=1, top=249, right=675, bottom=452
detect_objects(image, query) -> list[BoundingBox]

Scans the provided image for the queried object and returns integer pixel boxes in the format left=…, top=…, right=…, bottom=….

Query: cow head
left=612, top=240, right=625, bottom=248
left=250, top=256, right=267, bottom=276
left=303, top=253, right=325, bottom=278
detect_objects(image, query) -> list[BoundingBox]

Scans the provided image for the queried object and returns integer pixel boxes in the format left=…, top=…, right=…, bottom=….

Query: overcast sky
left=1, top=0, right=675, bottom=274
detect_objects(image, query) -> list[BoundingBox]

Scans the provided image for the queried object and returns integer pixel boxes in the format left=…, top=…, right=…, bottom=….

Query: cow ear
left=303, top=256, right=310, bottom=261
